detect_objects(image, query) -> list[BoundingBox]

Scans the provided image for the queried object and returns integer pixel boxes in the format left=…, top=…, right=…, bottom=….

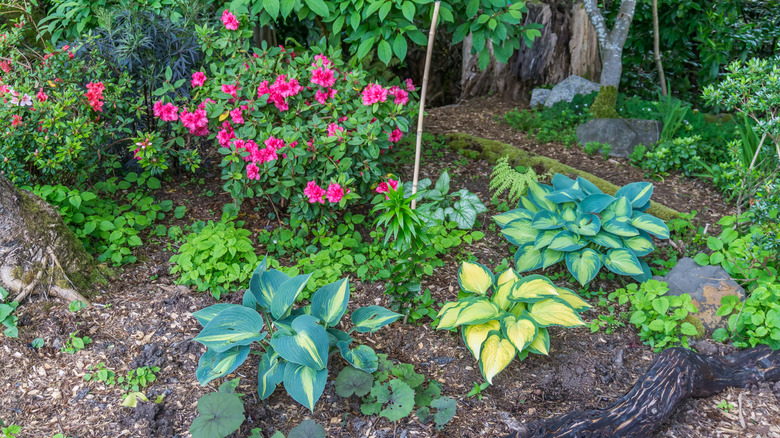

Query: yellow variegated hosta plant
left=437, top=261, right=590, bottom=384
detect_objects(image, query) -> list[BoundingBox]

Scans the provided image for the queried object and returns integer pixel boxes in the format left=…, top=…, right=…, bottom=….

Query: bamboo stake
left=411, top=1, right=441, bottom=209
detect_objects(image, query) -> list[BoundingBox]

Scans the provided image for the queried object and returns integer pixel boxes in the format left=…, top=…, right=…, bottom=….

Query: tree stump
left=0, top=176, right=92, bottom=304
left=507, top=346, right=780, bottom=437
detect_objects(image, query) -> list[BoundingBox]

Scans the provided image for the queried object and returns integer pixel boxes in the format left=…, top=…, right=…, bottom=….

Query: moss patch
left=443, top=132, right=681, bottom=221
left=590, top=85, right=620, bottom=119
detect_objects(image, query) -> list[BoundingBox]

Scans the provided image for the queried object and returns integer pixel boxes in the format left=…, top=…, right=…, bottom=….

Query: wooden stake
left=411, top=1, right=441, bottom=209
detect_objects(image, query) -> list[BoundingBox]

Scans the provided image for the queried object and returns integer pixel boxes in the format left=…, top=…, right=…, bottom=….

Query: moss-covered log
left=506, top=346, right=780, bottom=438
left=0, top=175, right=92, bottom=304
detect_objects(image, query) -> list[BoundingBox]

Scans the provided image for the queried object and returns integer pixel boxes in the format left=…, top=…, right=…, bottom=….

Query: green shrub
left=192, top=257, right=401, bottom=411
left=169, top=219, right=258, bottom=299
left=714, top=281, right=780, bottom=350
left=494, top=175, right=669, bottom=286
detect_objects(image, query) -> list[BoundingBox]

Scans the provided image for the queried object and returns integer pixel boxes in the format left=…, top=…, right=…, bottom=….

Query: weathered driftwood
left=506, top=346, right=780, bottom=438
left=460, top=0, right=601, bottom=101
left=0, top=175, right=91, bottom=304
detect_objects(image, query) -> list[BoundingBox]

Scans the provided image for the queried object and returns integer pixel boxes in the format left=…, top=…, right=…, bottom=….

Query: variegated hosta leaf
left=496, top=268, right=519, bottom=287
left=553, top=287, right=591, bottom=312
left=337, top=342, right=379, bottom=373
left=601, top=219, right=640, bottom=237
left=283, top=363, right=328, bottom=411
left=589, top=230, right=623, bottom=249
left=492, top=277, right=516, bottom=311
left=196, top=345, right=250, bottom=385
left=479, top=332, right=516, bottom=384
left=271, top=273, right=312, bottom=319
left=528, top=298, right=585, bottom=328
left=514, top=243, right=543, bottom=273
left=565, top=248, right=603, bottom=286
left=541, top=248, right=565, bottom=269
left=257, top=347, right=285, bottom=399
left=192, top=303, right=234, bottom=327
left=547, top=230, right=587, bottom=252
left=527, top=182, right=557, bottom=211
left=510, top=275, right=558, bottom=303
left=351, top=306, right=402, bottom=333
left=436, top=301, right=469, bottom=330
left=462, top=320, right=500, bottom=359
left=533, top=229, right=559, bottom=250
left=253, top=268, right=290, bottom=310
left=452, top=297, right=502, bottom=329
left=501, top=219, right=538, bottom=246
left=604, top=248, right=644, bottom=276
left=622, top=233, right=655, bottom=257
left=458, top=261, right=494, bottom=295
left=630, top=213, right=670, bottom=239
left=269, top=314, right=329, bottom=371
left=310, top=277, right=350, bottom=327
left=193, top=306, right=266, bottom=353
left=493, top=208, right=535, bottom=228
left=508, top=302, right=527, bottom=318
left=531, top=210, right=564, bottom=230
left=577, top=193, right=615, bottom=215
left=615, top=181, right=653, bottom=208
left=501, top=314, right=538, bottom=353
left=551, top=173, right=576, bottom=190
left=526, top=327, right=550, bottom=355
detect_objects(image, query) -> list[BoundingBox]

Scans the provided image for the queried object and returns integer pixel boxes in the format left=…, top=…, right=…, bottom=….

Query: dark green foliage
left=190, top=378, right=246, bottom=438
left=503, top=92, right=596, bottom=148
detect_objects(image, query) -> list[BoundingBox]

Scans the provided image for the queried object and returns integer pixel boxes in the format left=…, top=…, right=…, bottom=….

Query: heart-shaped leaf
left=270, top=314, right=328, bottom=370
left=193, top=306, right=265, bottom=353
left=189, top=392, right=245, bottom=438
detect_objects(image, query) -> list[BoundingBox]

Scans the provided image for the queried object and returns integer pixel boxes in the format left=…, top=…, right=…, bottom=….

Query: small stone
left=544, top=75, right=600, bottom=107
left=530, top=88, right=551, bottom=107
left=431, top=356, right=455, bottom=366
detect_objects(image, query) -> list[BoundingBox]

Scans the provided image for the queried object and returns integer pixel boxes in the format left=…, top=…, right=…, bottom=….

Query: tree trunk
left=459, top=1, right=601, bottom=102
left=0, top=176, right=92, bottom=304
left=583, top=0, right=637, bottom=89
left=505, top=346, right=780, bottom=438
left=652, top=0, right=667, bottom=96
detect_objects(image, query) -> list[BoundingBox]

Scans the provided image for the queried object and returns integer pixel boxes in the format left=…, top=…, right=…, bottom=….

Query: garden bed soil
left=2, top=98, right=780, bottom=438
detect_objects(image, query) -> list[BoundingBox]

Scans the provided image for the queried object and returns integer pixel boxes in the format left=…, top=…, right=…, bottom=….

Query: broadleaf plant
left=494, top=175, right=669, bottom=285
left=436, top=261, right=590, bottom=384
left=193, top=256, right=402, bottom=411
left=403, top=171, right=487, bottom=230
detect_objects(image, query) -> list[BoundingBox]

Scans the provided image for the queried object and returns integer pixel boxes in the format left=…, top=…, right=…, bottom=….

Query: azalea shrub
left=0, top=21, right=135, bottom=185
left=141, top=9, right=418, bottom=222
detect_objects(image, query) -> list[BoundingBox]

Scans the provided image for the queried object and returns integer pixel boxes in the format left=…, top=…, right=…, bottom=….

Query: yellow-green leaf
left=479, top=332, right=516, bottom=384
left=510, top=276, right=559, bottom=303
left=121, top=392, right=148, bottom=408
left=458, top=261, right=494, bottom=295
left=436, top=301, right=468, bottom=330
left=526, top=327, right=550, bottom=355
left=553, top=288, right=591, bottom=312
left=452, top=297, right=502, bottom=328
left=528, top=298, right=585, bottom=327
left=501, top=314, right=538, bottom=352
left=462, top=320, right=500, bottom=359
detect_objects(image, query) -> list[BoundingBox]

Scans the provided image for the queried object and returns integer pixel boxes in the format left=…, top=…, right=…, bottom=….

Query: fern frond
left=489, top=156, right=541, bottom=204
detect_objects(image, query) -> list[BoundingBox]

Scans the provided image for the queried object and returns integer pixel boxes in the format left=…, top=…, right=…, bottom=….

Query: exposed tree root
left=506, top=346, right=780, bottom=438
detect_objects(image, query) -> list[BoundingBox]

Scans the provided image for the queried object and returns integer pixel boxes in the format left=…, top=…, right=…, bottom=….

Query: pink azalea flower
left=221, top=83, right=238, bottom=99
left=326, top=182, right=344, bottom=203
left=315, top=89, right=330, bottom=104
left=246, top=162, right=260, bottom=180
left=180, top=108, right=208, bottom=135
left=11, top=114, right=21, bottom=127
left=153, top=100, right=164, bottom=118
left=256, top=147, right=278, bottom=163
left=313, top=54, right=332, bottom=67
left=265, top=136, right=285, bottom=151
left=311, top=67, right=336, bottom=88
left=362, top=83, right=387, bottom=105
left=191, top=71, right=207, bottom=87
left=36, top=88, right=47, bottom=102
left=388, top=128, right=403, bottom=143
left=217, top=126, right=235, bottom=147
left=405, top=78, right=415, bottom=91
left=327, top=122, right=344, bottom=138
left=198, top=98, right=215, bottom=110
left=303, top=181, right=326, bottom=204
left=388, top=179, right=399, bottom=190
left=230, top=107, right=244, bottom=124
left=160, top=103, right=179, bottom=121
left=222, top=10, right=239, bottom=30
left=391, top=87, right=409, bottom=106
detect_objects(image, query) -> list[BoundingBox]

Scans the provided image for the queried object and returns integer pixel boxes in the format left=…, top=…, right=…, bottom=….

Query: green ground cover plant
left=0, top=287, right=19, bottom=338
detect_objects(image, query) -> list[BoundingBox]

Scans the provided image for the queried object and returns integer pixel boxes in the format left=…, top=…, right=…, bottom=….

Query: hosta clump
left=436, top=261, right=590, bottom=384
left=192, top=257, right=402, bottom=411
left=494, top=174, right=670, bottom=285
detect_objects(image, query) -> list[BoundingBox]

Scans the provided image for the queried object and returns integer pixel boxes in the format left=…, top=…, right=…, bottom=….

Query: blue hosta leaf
left=631, top=259, right=653, bottom=283
left=551, top=173, right=576, bottom=190
left=589, top=230, right=623, bottom=248
left=242, top=289, right=258, bottom=310
left=501, top=219, right=538, bottom=246
left=630, top=213, right=670, bottom=239
left=526, top=182, right=557, bottom=211
left=604, top=248, right=644, bottom=276
left=189, top=392, right=245, bottom=438
left=622, top=232, right=655, bottom=257
left=257, top=347, right=285, bottom=399
left=514, top=243, right=543, bottom=272
left=565, top=213, right=601, bottom=236
left=576, top=177, right=603, bottom=195
left=283, top=363, right=328, bottom=411
left=194, top=306, right=265, bottom=353
left=310, top=277, right=350, bottom=327
left=271, top=274, right=311, bottom=319
left=546, top=187, right=586, bottom=204
left=565, top=248, right=603, bottom=286
left=601, top=219, right=640, bottom=237
left=615, top=182, right=653, bottom=208
left=531, top=210, right=564, bottom=230
left=252, top=267, right=289, bottom=309
left=326, top=328, right=352, bottom=347
left=577, top=193, right=615, bottom=215
left=601, top=197, right=632, bottom=222
left=533, top=229, right=560, bottom=250
left=337, top=341, right=379, bottom=372
left=493, top=208, right=534, bottom=228
left=270, top=314, right=329, bottom=370
left=351, top=306, right=402, bottom=333
left=547, top=230, right=587, bottom=252
left=196, top=346, right=250, bottom=385
left=192, top=303, right=235, bottom=327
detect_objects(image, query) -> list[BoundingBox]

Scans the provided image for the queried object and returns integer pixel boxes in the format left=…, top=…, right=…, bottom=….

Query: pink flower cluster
left=222, top=10, right=239, bottom=30
left=304, top=181, right=345, bottom=204
left=375, top=179, right=399, bottom=199
left=362, top=83, right=387, bottom=105
left=191, top=71, right=207, bottom=87
left=180, top=108, right=208, bottom=136
left=153, top=100, right=179, bottom=122
left=388, top=86, right=409, bottom=106
left=257, top=75, right=302, bottom=111
left=85, top=82, right=105, bottom=112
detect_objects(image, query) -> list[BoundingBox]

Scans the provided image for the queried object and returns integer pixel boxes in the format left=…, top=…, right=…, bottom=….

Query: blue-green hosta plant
left=494, top=174, right=670, bottom=285
left=436, top=261, right=590, bottom=384
left=192, top=257, right=402, bottom=411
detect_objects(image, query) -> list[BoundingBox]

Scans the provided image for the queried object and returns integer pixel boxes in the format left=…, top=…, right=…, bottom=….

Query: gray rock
left=530, top=88, right=551, bottom=107
left=544, top=75, right=600, bottom=107
left=576, top=118, right=663, bottom=157
left=656, top=257, right=746, bottom=335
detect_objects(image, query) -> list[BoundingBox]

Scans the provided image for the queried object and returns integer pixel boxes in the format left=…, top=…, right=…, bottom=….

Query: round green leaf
left=189, top=392, right=245, bottom=438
